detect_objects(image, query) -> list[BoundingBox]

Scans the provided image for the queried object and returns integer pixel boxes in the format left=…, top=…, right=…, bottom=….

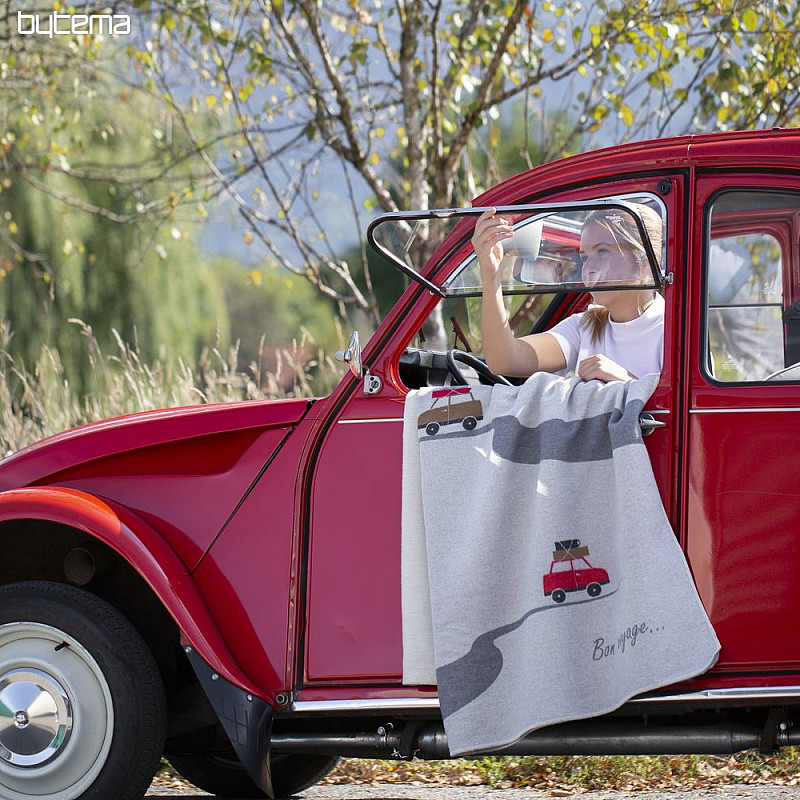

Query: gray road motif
left=437, top=585, right=619, bottom=718
left=146, top=784, right=800, bottom=799
left=419, top=410, right=639, bottom=464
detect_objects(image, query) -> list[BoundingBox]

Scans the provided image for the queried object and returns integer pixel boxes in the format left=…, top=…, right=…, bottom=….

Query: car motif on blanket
left=543, top=539, right=610, bottom=603
left=417, top=386, right=484, bottom=435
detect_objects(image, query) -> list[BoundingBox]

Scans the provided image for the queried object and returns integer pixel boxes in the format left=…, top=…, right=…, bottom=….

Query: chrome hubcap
left=0, top=667, right=73, bottom=767
left=0, top=622, right=114, bottom=800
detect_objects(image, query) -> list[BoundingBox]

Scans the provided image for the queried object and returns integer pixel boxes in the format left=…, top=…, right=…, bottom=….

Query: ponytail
left=581, top=306, right=610, bottom=343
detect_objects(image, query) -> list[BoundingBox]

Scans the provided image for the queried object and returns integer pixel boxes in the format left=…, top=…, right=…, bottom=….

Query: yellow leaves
left=741, top=7, right=759, bottom=32
left=243, top=232, right=254, bottom=244
left=369, top=152, right=380, bottom=165
left=543, top=28, right=554, bottom=42
left=619, top=104, right=634, bottom=127
left=246, top=270, right=262, bottom=286
left=8, top=221, right=17, bottom=235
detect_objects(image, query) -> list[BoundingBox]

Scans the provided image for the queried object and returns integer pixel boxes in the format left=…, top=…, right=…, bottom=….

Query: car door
left=686, top=175, right=800, bottom=672
left=302, top=176, right=687, bottom=686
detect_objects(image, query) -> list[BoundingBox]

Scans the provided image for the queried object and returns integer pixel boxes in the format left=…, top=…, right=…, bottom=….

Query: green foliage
left=0, top=47, right=229, bottom=389
left=213, top=257, right=341, bottom=360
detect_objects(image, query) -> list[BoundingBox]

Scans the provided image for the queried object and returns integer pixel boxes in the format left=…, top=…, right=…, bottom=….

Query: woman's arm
left=474, top=209, right=567, bottom=377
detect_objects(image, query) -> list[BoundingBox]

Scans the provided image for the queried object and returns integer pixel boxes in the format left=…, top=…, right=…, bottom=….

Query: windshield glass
left=411, top=291, right=562, bottom=353
left=368, top=197, right=664, bottom=298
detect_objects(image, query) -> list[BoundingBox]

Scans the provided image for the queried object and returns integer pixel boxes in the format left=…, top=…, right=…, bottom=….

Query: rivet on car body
left=211, top=673, right=219, bottom=681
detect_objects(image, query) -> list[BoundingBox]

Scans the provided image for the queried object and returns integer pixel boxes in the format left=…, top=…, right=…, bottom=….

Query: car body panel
left=0, top=486, right=258, bottom=692
left=0, top=399, right=312, bottom=571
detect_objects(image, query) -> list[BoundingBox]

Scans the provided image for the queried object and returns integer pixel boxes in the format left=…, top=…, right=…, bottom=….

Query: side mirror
left=335, top=331, right=363, bottom=378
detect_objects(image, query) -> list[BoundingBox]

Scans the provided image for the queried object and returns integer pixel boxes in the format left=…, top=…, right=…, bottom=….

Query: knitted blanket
left=401, top=373, right=720, bottom=756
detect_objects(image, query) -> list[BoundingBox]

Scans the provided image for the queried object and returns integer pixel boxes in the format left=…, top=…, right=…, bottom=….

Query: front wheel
left=0, top=581, right=166, bottom=800
left=169, top=751, right=339, bottom=799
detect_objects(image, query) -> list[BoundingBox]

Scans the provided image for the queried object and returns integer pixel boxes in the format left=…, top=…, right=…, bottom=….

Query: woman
left=473, top=204, right=664, bottom=383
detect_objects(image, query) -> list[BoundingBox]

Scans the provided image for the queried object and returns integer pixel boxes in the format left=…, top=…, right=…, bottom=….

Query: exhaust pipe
left=271, top=721, right=763, bottom=759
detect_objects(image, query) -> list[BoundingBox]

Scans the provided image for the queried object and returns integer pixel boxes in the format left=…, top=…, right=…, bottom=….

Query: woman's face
left=579, top=220, right=643, bottom=288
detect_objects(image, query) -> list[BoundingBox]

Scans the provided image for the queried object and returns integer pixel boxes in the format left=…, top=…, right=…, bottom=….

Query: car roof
left=475, top=129, right=800, bottom=207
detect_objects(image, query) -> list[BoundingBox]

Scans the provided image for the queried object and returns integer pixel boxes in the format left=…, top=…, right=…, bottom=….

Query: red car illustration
left=543, top=539, right=610, bottom=603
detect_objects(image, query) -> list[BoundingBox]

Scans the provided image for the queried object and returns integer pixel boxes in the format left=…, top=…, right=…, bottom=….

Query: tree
left=128, top=0, right=799, bottom=331
left=0, top=41, right=229, bottom=385
left=3, top=1, right=798, bottom=340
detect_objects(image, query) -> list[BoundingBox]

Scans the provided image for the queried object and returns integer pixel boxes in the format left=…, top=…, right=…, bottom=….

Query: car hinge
left=184, top=646, right=275, bottom=798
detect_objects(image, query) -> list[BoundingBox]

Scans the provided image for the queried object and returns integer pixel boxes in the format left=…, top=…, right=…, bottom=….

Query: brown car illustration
left=417, top=386, right=484, bottom=436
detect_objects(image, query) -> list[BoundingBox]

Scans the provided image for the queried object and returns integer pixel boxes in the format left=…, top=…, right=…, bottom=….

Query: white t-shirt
left=548, top=294, right=664, bottom=379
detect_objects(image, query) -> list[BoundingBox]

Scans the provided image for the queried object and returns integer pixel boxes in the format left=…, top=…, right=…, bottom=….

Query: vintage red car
left=2, top=128, right=800, bottom=800
left=543, top=540, right=610, bottom=603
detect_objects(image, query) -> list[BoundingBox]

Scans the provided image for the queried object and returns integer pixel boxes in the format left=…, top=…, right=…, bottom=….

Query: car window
left=369, top=196, right=665, bottom=298
left=410, top=291, right=561, bottom=354
left=705, top=191, right=800, bottom=382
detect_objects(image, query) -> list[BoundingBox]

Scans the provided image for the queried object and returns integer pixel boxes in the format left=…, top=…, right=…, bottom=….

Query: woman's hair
left=581, top=203, right=664, bottom=343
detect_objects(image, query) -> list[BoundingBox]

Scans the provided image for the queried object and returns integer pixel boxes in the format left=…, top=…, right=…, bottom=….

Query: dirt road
left=146, top=782, right=800, bottom=799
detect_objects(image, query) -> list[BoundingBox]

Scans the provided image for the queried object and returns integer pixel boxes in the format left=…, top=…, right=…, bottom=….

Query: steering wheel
left=445, top=349, right=513, bottom=386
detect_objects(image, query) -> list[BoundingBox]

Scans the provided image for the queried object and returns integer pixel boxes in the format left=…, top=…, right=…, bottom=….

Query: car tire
left=552, top=589, right=566, bottom=604
left=169, top=751, right=339, bottom=799
left=587, top=583, right=602, bottom=597
left=0, top=580, right=166, bottom=800
left=462, top=417, right=477, bottom=430
left=425, top=422, right=440, bottom=436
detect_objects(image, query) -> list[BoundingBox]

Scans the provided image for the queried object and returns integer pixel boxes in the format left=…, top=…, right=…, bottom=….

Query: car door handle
left=639, top=413, right=667, bottom=436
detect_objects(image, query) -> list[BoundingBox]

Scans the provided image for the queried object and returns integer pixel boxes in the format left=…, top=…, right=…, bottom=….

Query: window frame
left=701, top=187, right=800, bottom=387
left=366, top=196, right=667, bottom=298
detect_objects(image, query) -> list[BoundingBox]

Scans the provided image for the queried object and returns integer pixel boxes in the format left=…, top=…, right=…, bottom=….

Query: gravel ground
left=145, top=782, right=800, bottom=799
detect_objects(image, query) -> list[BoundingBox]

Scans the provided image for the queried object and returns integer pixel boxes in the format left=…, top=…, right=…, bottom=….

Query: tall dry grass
left=0, top=319, right=344, bottom=455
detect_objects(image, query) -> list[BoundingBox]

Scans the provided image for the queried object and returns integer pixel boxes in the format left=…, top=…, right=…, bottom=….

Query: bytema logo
left=17, top=11, right=131, bottom=37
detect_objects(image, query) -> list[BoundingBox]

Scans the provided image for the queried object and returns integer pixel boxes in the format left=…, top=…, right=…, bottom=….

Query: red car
left=2, top=129, right=800, bottom=800
left=543, top=540, right=610, bottom=603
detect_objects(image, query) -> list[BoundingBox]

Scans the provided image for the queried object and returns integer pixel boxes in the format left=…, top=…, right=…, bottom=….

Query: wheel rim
left=0, top=622, right=114, bottom=800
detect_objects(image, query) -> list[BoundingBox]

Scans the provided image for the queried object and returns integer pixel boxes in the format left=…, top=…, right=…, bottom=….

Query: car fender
left=0, top=485, right=259, bottom=695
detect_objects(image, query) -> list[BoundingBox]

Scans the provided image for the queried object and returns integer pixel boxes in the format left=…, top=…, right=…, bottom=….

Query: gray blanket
left=402, top=373, right=720, bottom=757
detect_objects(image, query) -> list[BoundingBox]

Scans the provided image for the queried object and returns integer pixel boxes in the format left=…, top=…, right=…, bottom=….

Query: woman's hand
left=577, top=354, right=635, bottom=383
left=472, top=208, right=514, bottom=284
